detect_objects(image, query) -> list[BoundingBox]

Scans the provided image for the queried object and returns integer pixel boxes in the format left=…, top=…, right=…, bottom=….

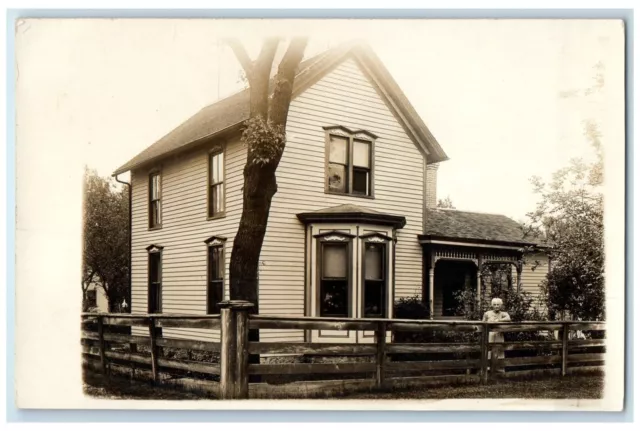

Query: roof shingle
left=423, top=208, right=541, bottom=246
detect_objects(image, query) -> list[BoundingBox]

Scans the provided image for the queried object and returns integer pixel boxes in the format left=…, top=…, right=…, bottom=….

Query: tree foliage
left=83, top=168, right=130, bottom=312
left=525, top=122, right=605, bottom=321
left=437, top=196, right=456, bottom=209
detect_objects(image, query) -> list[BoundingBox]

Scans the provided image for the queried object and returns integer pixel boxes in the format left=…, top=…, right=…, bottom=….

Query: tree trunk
left=228, top=37, right=308, bottom=312
left=227, top=38, right=307, bottom=382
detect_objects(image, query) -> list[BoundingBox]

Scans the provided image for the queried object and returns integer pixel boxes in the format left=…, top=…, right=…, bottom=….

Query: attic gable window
left=149, top=172, right=162, bottom=229
left=324, top=126, right=377, bottom=198
left=208, top=150, right=225, bottom=218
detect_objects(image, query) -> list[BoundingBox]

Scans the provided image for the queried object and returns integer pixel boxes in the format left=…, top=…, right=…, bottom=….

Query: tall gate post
left=219, top=300, right=254, bottom=400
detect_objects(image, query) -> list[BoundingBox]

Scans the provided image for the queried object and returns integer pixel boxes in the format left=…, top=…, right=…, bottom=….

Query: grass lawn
left=83, top=371, right=204, bottom=400
left=83, top=369, right=604, bottom=400
left=345, top=373, right=604, bottom=399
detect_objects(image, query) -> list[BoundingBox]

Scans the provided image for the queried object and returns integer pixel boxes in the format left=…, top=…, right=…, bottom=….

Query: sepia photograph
left=14, top=17, right=626, bottom=410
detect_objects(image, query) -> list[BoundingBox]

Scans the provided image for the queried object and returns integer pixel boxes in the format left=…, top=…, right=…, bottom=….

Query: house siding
left=258, top=58, right=425, bottom=341
left=130, top=137, right=246, bottom=341
left=129, top=56, right=426, bottom=342
left=520, top=252, right=548, bottom=308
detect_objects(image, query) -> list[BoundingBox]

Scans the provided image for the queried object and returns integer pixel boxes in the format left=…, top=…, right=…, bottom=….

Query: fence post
left=480, top=323, right=489, bottom=384
left=375, top=322, right=387, bottom=390
left=561, top=322, right=569, bottom=377
left=148, top=317, right=159, bottom=383
left=97, top=316, right=108, bottom=380
left=234, top=302, right=253, bottom=399
left=219, top=300, right=254, bottom=400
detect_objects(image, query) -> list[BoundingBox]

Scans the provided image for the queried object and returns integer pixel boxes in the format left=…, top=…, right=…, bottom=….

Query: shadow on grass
left=83, top=369, right=205, bottom=400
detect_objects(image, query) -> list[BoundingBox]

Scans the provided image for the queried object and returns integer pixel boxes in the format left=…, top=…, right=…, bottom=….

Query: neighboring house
left=85, top=281, right=109, bottom=313
left=113, top=42, right=548, bottom=343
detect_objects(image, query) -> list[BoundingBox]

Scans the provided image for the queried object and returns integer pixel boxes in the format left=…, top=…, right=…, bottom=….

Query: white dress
left=483, top=310, right=511, bottom=371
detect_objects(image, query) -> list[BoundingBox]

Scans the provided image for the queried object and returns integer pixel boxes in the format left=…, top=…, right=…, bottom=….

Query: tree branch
left=226, top=38, right=255, bottom=81
left=269, top=37, right=308, bottom=126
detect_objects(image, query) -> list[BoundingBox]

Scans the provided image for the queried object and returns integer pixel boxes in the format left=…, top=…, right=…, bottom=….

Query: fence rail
left=81, top=301, right=605, bottom=399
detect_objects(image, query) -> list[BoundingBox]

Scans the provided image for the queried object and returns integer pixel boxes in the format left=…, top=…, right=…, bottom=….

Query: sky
left=16, top=19, right=624, bottom=222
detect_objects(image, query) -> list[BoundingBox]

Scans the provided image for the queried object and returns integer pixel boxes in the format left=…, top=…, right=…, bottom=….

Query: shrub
left=394, top=295, right=431, bottom=320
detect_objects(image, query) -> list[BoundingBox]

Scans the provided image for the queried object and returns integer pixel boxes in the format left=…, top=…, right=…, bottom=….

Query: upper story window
left=324, top=126, right=377, bottom=198
left=149, top=172, right=162, bottom=229
left=208, top=150, right=225, bottom=218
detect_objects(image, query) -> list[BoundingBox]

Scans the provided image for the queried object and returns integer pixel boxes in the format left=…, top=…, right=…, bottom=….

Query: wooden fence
left=81, top=300, right=605, bottom=399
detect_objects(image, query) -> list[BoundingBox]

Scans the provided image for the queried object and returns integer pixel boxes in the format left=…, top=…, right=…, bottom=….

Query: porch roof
left=420, top=208, right=543, bottom=248
left=296, top=204, right=406, bottom=229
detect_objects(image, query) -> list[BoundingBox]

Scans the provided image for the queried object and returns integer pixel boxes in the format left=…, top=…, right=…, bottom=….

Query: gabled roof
left=297, top=203, right=406, bottom=229
left=113, top=41, right=448, bottom=175
left=420, top=208, right=544, bottom=247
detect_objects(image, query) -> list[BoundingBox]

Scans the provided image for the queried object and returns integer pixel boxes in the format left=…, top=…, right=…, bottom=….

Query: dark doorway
left=435, top=260, right=477, bottom=317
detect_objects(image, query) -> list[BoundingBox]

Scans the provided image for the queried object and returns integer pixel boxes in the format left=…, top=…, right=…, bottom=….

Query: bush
left=394, top=295, right=431, bottom=320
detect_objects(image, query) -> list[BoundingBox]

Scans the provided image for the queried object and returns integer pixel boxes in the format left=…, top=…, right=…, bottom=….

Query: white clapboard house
left=113, top=42, right=548, bottom=343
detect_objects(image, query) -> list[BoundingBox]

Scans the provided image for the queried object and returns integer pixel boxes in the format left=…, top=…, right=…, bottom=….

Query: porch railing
left=81, top=301, right=605, bottom=399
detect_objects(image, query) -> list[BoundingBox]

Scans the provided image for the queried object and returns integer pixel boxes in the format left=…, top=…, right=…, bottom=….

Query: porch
left=422, top=245, right=523, bottom=319
left=420, top=208, right=544, bottom=319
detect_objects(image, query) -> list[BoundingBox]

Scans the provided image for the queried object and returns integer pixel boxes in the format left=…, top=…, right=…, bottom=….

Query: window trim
left=360, top=232, right=391, bottom=318
left=205, top=235, right=227, bottom=314
left=323, top=126, right=377, bottom=199
left=148, top=171, right=162, bottom=230
left=207, top=145, right=226, bottom=220
left=146, top=244, right=164, bottom=314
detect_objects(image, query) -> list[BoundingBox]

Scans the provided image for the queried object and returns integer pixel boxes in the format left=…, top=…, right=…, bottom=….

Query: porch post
left=515, top=260, right=523, bottom=294
left=428, top=267, right=435, bottom=319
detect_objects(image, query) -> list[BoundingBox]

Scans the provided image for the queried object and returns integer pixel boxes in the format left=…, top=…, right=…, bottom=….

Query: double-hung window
left=149, top=173, right=162, bottom=228
left=208, top=151, right=225, bottom=218
left=147, top=245, right=163, bottom=313
left=325, top=127, right=376, bottom=197
left=205, top=236, right=226, bottom=314
left=363, top=242, right=386, bottom=317
left=316, top=232, right=354, bottom=318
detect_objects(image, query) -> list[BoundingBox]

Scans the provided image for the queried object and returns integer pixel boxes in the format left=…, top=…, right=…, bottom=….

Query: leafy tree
left=437, top=196, right=456, bottom=209
left=226, top=38, right=308, bottom=312
left=525, top=122, right=604, bottom=321
left=83, top=168, right=130, bottom=312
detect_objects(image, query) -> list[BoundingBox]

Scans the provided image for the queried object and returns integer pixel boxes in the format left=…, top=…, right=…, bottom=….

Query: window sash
left=326, top=134, right=373, bottom=197
left=319, top=242, right=350, bottom=318
left=207, top=280, right=224, bottom=314
left=148, top=251, right=162, bottom=313
left=364, top=280, right=385, bottom=318
left=363, top=242, right=387, bottom=318
left=149, top=174, right=161, bottom=227
left=209, top=183, right=225, bottom=216
left=209, top=152, right=225, bottom=217
left=207, top=245, right=224, bottom=314
left=352, top=167, right=370, bottom=196
left=148, top=283, right=162, bottom=313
